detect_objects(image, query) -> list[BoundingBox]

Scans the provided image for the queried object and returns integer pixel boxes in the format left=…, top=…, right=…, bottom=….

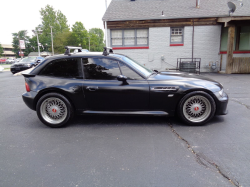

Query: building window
left=170, top=28, right=184, bottom=44
left=111, top=29, right=148, bottom=47
left=220, top=27, right=236, bottom=51
left=220, top=26, right=250, bottom=52
left=239, top=26, right=250, bottom=51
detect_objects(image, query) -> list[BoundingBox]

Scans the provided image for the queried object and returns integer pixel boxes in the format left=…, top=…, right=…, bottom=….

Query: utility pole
left=105, top=0, right=108, bottom=47
left=32, top=30, right=41, bottom=56
left=50, top=26, right=54, bottom=56
left=18, top=32, right=23, bottom=59
left=88, top=37, right=90, bottom=51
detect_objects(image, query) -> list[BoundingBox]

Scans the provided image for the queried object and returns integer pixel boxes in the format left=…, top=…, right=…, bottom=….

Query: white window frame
left=111, top=29, right=149, bottom=47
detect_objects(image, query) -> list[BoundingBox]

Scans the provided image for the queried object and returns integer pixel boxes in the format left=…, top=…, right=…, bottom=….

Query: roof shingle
left=103, top=0, right=250, bottom=21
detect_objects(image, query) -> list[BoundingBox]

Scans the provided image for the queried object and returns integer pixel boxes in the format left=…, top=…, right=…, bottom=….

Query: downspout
left=192, top=19, right=194, bottom=62
left=105, top=21, right=108, bottom=47
left=105, top=0, right=108, bottom=47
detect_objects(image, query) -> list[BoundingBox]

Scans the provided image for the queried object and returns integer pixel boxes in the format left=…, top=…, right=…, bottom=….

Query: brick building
left=103, top=0, right=250, bottom=73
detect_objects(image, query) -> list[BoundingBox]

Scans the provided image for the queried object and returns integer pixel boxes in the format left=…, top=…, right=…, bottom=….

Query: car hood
left=148, top=71, right=223, bottom=92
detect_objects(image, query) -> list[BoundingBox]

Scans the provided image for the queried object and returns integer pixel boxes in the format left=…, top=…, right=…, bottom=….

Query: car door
left=82, top=57, right=150, bottom=111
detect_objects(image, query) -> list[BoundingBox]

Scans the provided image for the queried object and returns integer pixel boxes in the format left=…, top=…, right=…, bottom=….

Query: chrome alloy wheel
left=40, top=97, right=67, bottom=124
left=183, top=95, right=211, bottom=123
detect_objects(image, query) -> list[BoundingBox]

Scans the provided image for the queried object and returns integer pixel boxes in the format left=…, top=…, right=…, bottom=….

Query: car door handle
left=86, top=86, right=98, bottom=91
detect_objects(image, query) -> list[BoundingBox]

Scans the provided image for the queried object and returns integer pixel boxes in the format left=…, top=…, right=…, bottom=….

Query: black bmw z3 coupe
left=22, top=46, right=228, bottom=128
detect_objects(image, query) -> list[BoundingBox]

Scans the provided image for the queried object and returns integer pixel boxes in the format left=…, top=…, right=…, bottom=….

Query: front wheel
left=36, top=93, right=74, bottom=128
left=178, top=91, right=216, bottom=125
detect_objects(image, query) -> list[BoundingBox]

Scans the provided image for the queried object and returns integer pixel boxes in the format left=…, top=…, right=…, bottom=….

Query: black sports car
left=22, top=46, right=228, bottom=128
left=11, top=56, right=45, bottom=74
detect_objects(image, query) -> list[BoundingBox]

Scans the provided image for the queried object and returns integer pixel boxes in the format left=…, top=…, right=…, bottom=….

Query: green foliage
left=40, top=5, right=69, bottom=36
left=71, top=22, right=89, bottom=49
left=53, top=22, right=105, bottom=53
left=89, top=28, right=105, bottom=52
left=0, top=44, right=3, bottom=57
left=54, top=30, right=72, bottom=53
left=56, top=10, right=69, bottom=33
left=11, top=30, right=34, bottom=57
left=39, top=5, right=71, bottom=53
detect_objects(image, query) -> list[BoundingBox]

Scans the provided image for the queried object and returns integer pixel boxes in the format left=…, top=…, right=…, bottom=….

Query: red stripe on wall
left=170, top=44, right=184, bottom=46
left=112, top=46, right=149, bottom=50
left=220, top=51, right=250, bottom=54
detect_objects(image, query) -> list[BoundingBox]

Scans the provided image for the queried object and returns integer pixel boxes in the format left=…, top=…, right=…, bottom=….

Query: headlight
left=219, top=89, right=224, bottom=97
left=25, top=64, right=31, bottom=67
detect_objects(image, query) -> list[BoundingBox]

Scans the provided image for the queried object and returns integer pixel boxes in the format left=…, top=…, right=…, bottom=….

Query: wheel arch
left=175, top=88, right=218, bottom=115
left=33, top=88, right=76, bottom=112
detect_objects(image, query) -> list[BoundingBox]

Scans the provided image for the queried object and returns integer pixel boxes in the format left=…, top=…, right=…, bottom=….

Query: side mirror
left=36, top=60, right=41, bottom=63
left=117, top=75, right=127, bottom=82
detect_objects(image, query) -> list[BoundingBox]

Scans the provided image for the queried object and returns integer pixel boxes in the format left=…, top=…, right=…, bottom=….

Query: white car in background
left=0, top=66, right=4, bottom=72
left=6, top=58, right=15, bottom=64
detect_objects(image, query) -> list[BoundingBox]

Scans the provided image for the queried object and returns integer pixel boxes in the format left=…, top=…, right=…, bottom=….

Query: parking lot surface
left=0, top=72, right=249, bottom=187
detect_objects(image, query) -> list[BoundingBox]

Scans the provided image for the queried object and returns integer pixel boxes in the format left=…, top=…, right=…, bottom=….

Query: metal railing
left=177, top=58, right=201, bottom=74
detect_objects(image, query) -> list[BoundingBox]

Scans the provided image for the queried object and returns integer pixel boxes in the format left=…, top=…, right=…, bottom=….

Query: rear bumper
left=215, top=92, right=228, bottom=115
left=22, top=91, right=37, bottom=111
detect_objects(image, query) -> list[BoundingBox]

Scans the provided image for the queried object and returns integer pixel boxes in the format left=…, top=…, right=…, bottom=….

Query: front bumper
left=22, top=91, right=37, bottom=111
left=215, top=91, right=228, bottom=115
left=11, top=66, right=30, bottom=73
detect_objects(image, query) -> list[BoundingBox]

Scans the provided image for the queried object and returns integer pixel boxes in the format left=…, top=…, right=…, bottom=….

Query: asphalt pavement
left=0, top=72, right=249, bottom=187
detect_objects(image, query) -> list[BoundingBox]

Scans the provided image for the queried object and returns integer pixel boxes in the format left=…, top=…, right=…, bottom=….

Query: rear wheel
left=178, top=91, right=216, bottom=125
left=36, top=93, right=73, bottom=128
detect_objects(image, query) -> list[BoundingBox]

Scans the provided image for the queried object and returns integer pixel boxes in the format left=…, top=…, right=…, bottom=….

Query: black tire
left=36, top=93, right=74, bottom=128
left=177, top=91, right=216, bottom=125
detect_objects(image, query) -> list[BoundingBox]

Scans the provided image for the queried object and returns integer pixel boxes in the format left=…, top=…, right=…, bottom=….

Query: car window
left=119, top=62, right=144, bottom=80
left=122, top=56, right=153, bottom=77
left=82, top=58, right=121, bottom=80
left=20, top=57, right=37, bottom=63
left=39, top=58, right=82, bottom=79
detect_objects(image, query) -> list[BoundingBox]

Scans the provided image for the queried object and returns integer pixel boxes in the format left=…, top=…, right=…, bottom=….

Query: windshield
left=20, top=57, right=37, bottom=63
left=122, top=56, right=153, bottom=77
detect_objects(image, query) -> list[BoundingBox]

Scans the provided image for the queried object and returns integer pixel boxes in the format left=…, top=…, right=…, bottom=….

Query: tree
left=71, top=22, right=89, bottom=49
left=56, top=10, right=69, bottom=33
left=38, top=5, right=70, bottom=54
left=89, top=28, right=105, bottom=51
left=40, top=5, right=69, bottom=36
left=53, top=30, right=72, bottom=53
left=0, top=44, right=3, bottom=57
left=12, top=30, right=33, bottom=57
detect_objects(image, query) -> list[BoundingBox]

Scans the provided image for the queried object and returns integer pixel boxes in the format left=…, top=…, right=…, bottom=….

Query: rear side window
left=82, top=58, right=121, bottom=80
left=39, top=58, right=82, bottom=79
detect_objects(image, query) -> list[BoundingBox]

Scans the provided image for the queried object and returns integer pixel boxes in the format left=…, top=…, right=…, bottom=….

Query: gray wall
left=108, top=25, right=222, bottom=72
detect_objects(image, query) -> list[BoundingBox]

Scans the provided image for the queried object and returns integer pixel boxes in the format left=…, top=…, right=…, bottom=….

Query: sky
left=0, top=0, right=112, bottom=44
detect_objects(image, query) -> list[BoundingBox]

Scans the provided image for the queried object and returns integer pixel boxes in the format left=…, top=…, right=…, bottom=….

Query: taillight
left=25, top=82, right=30, bottom=92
